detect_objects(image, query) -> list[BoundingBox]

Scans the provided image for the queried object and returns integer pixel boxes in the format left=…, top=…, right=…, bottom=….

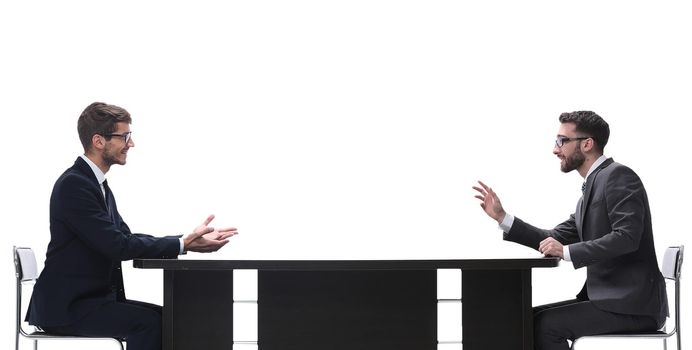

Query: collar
left=584, top=154, right=608, bottom=180
left=79, top=154, right=107, bottom=185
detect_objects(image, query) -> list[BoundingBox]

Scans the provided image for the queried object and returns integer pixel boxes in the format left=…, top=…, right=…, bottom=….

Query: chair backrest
left=662, top=245, right=684, bottom=342
left=661, top=246, right=684, bottom=281
left=13, top=245, right=125, bottom=349
left=14, top=246, right=38, bottom=282
left=15, top=246, right=38, bottom=341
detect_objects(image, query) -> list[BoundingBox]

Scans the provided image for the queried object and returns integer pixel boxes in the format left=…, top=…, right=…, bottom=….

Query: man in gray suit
left=473, top=111, right=667, bottom=350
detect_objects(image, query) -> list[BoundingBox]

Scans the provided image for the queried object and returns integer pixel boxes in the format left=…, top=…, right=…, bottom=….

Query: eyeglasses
left=555, top=136, right=589, bottom=148
left=104, top=132, right=133, bottom=144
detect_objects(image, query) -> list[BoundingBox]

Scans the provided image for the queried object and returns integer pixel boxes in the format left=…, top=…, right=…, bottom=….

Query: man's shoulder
left=53, top=159, right=96, bottom=189
left=599, top=159, right=638, bottom=177
left=596, top=160, right=643, bottom=189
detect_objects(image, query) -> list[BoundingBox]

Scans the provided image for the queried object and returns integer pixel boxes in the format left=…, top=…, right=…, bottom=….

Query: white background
left=1, top=1, right=689, bottom=349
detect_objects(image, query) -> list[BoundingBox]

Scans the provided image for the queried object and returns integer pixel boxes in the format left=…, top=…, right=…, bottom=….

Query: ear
left=581, top=137, right=595, bottom=152
left=91, top=134, right=106, bottom=151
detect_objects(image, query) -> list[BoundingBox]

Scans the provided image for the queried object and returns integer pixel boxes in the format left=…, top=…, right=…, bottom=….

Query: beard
left=560, top=148, right=585, bottom=173
left=102, top=144, right=126, bottom=166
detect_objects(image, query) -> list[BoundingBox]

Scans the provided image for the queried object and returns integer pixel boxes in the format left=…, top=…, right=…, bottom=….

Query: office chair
left=571, top=245, right=684, bottom=350
left=14, top=246, right=125, bottom=350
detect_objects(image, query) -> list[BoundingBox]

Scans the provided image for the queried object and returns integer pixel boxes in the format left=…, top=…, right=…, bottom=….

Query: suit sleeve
left=504, top=214, right=580, bottom=250
left=568, top=166, right=646, bottom=268
left=55, top=173, right=180, bottom=260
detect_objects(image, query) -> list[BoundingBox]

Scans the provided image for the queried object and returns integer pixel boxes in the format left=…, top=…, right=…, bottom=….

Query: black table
left=134, top=258, right=559, bottom=350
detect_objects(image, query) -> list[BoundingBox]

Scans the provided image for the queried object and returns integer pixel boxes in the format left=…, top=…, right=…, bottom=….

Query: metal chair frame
left=571, top=245, right=684, bottom=350
left=14, top=246, right=124, bottom=350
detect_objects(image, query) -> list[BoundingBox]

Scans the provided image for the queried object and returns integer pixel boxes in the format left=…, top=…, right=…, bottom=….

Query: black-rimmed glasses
left=104, top=132, right=133, bottom=144
left=555, top=136, right=589, bottom=148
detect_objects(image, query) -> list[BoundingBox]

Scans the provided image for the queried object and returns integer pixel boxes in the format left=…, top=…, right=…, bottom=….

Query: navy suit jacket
left=28, top=157, right=181, bottom=327
left=505, top=158, right=668, bottom=325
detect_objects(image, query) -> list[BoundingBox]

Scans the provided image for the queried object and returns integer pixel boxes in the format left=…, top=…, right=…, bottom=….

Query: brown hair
left=77, top=102, right=132, bottom=151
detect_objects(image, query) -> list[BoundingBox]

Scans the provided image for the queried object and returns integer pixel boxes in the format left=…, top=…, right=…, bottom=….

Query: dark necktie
left=581, top=182, right=586, bottom=194
left=103, top=179, right=116, bottom=221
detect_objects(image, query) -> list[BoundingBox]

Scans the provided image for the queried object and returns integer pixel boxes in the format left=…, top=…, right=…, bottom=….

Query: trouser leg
left=42, top=300, right=162, bottom=350
left=533, top=299, right=658, bottom=350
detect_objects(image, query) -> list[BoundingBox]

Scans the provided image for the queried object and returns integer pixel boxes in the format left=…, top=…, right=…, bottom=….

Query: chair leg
left=663, top=337, right=667, bottom=350
left=33, top=339, right=38, bottom=350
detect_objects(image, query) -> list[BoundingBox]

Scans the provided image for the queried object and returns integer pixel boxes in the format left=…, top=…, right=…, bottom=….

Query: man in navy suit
left=27, top=102, right=238, bottom=350
left=473, top=111, right=667, bottom=350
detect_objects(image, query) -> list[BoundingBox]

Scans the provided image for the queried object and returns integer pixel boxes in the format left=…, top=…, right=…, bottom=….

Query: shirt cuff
left=179, top=237, right=186, bottom=255
left=563, top=245, right=571, bottom=261
left=499, top=213, right=514, bottom=232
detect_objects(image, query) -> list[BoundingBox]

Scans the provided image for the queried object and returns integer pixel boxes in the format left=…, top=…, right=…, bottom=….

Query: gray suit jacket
left=505, top=158, right=668, bottom=324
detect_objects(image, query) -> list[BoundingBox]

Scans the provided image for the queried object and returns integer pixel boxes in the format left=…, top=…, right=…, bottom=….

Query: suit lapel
left=73, top=157, right=111, bottom=217
left=575, top=196, right=584, bottom=236
left=579, top=158, right=614, bottom=228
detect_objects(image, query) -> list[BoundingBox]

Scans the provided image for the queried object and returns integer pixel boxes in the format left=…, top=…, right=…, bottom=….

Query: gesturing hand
left=472, top=181, right=507, bottom=224
left=184, top=214, right=238, bottom=253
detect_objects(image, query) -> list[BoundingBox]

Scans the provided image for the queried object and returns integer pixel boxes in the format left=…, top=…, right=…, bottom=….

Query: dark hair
left=77, top=102, right=132, bottom=151
left=558, top=111, right=609, bottom=153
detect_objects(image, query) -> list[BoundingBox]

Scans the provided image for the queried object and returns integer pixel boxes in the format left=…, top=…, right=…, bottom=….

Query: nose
left=127, top=137, right=135, bottom=148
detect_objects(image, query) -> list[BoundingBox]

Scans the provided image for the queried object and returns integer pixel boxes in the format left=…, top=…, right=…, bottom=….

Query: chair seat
left=585, top=331, right=669, bottom=338
left=25, top=330, right=124, bottom=341
left=25, top=330, right=78, bottom=338
left=571, top=246, right=684, bottom=350
left=14, top=246, right=125, bottom=350
left=586, top=330, right=668, bottom=337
